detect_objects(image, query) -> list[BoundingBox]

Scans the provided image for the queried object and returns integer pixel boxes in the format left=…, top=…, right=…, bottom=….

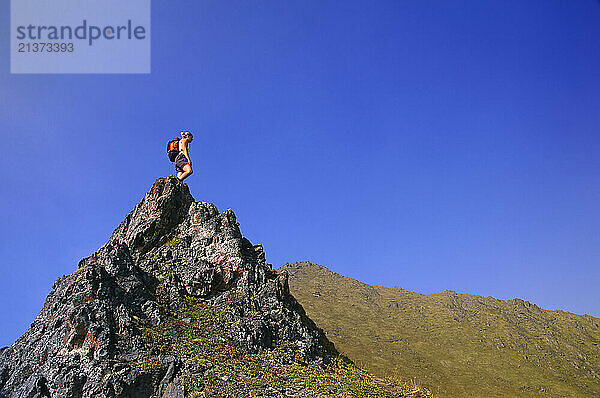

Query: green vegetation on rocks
left=137, top=295, right=432, bottom=397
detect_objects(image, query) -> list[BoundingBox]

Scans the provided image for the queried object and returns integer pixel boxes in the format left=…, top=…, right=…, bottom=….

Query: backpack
left=166, top=138, right=180, bottom=162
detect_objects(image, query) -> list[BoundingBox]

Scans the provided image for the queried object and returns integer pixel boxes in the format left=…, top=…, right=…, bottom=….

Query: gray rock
left=0, top=176, right=335, bottom=398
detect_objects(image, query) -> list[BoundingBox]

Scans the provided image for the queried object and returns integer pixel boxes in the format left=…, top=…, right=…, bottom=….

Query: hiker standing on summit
left=171, top=131, right=193, bottom=181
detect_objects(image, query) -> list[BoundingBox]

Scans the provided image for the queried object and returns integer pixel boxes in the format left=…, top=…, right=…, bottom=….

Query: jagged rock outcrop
left=0, top=176, right=336, bottom=398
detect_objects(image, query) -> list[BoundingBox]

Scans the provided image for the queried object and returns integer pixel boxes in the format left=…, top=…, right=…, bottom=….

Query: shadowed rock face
left=0, top=176, right=334, bottom=398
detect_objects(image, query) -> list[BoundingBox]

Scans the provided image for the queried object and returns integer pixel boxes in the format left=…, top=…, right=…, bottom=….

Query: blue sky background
left=1, top=1, right=599, bottom=346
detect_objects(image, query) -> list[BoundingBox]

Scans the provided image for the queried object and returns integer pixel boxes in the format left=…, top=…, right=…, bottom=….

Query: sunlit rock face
left=0, top=176, right=334, bottom=398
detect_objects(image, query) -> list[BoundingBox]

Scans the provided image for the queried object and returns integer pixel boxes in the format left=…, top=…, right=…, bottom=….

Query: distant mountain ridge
left=280, top=261, right=600, bottom=398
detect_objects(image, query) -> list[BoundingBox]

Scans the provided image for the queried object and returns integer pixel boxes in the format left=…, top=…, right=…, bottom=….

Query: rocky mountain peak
left=0, top=176, right=336, bottom=398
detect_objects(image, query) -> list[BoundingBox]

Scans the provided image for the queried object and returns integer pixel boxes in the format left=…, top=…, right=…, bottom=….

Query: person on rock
left=175, top=131, right=194, bottom=181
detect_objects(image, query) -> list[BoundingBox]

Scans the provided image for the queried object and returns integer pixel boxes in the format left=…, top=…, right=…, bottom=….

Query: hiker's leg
left=179, top=164, right=193, bottom=181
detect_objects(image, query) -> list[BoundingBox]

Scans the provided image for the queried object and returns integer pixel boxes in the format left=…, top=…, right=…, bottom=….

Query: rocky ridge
left=0, top=177, right=336, bottom=397
left=0, top=177, right=430, bottom=398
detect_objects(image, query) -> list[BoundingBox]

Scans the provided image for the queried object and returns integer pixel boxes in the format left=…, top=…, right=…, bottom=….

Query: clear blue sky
left=1, top=1, right=599, bottom=346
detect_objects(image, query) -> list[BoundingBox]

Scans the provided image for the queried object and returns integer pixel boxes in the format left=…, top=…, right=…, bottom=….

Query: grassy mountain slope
left=280, top=262, right=600, bottom=398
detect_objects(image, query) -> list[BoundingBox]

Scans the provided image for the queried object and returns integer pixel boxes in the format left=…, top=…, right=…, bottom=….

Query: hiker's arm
left=183, top=143, right=191, bottom=164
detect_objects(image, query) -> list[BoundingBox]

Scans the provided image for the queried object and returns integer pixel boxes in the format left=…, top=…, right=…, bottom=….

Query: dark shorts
left=174, top=152, right=190, bottom=173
